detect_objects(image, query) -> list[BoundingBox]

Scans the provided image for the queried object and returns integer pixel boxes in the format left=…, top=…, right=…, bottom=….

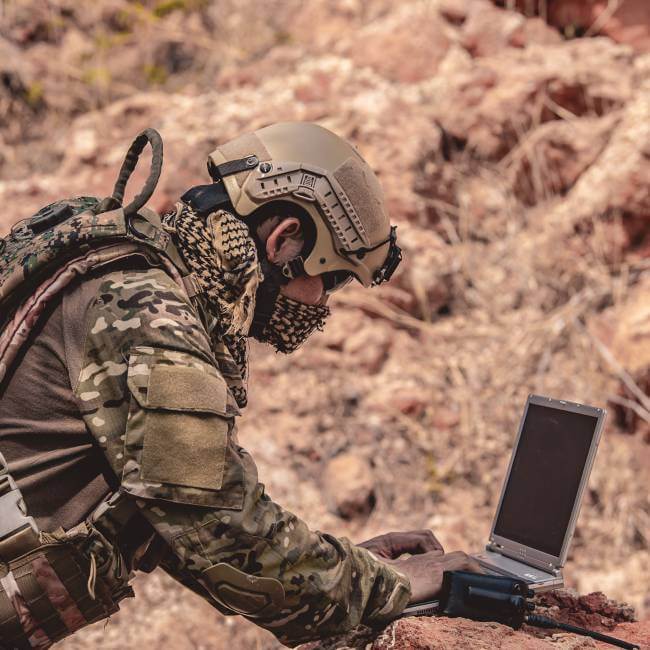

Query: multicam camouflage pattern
left=0, top=200, right=179, bottom=387
left=75, top=266, right=410, bottom=645
left=0, top=198, right=411, bottom=645
left=0, top=242, right=166, bottom=386
left=122, top=346, right=244, bottom=508
left=138, top=476, right=410, bottom=646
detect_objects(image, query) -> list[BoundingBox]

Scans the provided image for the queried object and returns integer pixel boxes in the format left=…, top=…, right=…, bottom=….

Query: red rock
left=371, top=617, right=551, bottom=649
left=431, top=38, right=633, bottom=160
left=549, top=0, right=650, bottom=54
left=609, top=620, right=650, bottom=650
left=461, top=3, right=560, bottom=58
left=369, top=615, right=650, bottom=649
left=546, top=81, right=650, bottom=262
left=493, top=0, right=650, bottom=54
left=343, top=6, right=451, bottom=83
left=534, top=590, right=636, bottom=631
left=303, top=590, right=645, bottom=649
left=322, top=453, right=376, bottom=520
left=506, top=114, right=617, bottom=205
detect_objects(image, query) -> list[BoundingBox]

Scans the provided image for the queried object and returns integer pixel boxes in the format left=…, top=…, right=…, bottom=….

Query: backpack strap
left=129, top=208, right=202, bottom=299
left=0, top=241, right=172, bottom=387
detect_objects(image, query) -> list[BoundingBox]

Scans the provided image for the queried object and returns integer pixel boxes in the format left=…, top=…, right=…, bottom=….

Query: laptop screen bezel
left=488, top=394, right=606, bottom=571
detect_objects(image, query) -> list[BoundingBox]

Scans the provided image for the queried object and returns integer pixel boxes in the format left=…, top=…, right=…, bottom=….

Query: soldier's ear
left=266, top=217, right=303, bottom=265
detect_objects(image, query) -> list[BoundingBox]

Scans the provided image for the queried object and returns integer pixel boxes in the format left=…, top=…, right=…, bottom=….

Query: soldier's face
left=248, top=212, right=331, bottom=352
left=280, top=274, right=327, bottom=306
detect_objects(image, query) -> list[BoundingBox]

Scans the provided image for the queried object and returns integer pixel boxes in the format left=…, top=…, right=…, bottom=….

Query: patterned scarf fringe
left=163, top=204, right=261, bottom=407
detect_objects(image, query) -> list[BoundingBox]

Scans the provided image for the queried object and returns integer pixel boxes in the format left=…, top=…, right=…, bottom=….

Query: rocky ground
left=1, top=1, right=649, bottom=648
left=305, top=590, right=647, bottom=649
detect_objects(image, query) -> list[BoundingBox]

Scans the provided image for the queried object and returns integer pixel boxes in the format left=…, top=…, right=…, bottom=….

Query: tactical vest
left=0, top=130, right=199, bottom=648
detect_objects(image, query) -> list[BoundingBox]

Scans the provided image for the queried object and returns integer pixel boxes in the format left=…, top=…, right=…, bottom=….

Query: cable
left=526, top=614, right=639, bottom=650
left=404, top=572, right=642, bottom=650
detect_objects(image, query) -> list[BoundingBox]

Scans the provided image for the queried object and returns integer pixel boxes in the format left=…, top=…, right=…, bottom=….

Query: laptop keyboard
left=481, top=566, right=534, bottom=583
left=483, top=568, right=501, bottom=576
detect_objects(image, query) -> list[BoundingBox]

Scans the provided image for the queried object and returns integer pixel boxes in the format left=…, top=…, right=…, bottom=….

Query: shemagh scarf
left=163, top=203, right=260, bottom=408
left=164, top=203, right=331, bottom=408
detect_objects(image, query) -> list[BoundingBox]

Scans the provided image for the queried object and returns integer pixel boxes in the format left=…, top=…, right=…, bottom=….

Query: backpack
left=0, top=128, right=193, bottom=385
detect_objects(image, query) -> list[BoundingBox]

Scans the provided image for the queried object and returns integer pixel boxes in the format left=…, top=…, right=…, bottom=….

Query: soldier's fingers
left=384, top=530, right=444, bottom=557
left=358, top=530, right=445, bottom=561
left=357, top=531, right=441, bottom=559
left=357, top=533, right=391, bottom=557
left=412, top=530, right=444, bottom=554
left=463, top=556, right=484, bottom=574
left=441, top=551, right=483, bottom=574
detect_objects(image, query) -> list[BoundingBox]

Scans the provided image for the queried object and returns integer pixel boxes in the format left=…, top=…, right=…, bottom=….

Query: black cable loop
left=526, top=614, right=639, bottom=649
left=111, top=128, right=163, bottom=217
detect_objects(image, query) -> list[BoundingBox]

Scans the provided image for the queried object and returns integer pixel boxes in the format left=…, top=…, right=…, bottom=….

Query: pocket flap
left=147, top=365, right=227, bottom=414
left=127, top=347, right=237, bottom=417
left=121, top=347, right=244, bottom=508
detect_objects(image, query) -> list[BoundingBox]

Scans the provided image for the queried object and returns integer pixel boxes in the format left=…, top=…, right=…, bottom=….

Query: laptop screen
left=493, top=402, right=599, bottom=557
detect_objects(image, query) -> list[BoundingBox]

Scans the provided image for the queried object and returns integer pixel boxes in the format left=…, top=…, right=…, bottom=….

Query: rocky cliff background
left=1, top=1, right=649, bottom=648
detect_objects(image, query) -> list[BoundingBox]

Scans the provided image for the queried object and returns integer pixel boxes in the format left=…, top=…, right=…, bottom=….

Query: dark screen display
left=493, top=403, right=598, bottom=557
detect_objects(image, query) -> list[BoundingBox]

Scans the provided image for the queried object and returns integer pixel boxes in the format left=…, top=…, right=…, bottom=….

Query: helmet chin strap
left=280, top=256, right=306, bottom=281
left=249, top=251, right=291, bottom=339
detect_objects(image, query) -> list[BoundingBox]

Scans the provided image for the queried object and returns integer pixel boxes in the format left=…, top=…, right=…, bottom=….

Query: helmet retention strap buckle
left=281, top=256, right=305, bottom=281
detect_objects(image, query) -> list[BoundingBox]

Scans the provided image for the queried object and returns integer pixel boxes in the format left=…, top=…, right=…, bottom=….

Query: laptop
left=403, top=394, right=606, bottom=616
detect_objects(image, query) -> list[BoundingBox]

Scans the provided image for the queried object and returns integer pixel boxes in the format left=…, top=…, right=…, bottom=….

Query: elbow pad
left=201, top=563, right=285, bottom=618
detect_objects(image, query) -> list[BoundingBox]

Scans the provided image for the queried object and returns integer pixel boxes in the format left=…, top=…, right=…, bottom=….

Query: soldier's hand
left=357, top=530, right=444, bottom=560
left=390, top=551, right=484, bottom=604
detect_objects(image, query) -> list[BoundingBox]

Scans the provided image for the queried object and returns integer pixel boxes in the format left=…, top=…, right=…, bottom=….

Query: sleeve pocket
left=122, top=348, right=244, bottom=509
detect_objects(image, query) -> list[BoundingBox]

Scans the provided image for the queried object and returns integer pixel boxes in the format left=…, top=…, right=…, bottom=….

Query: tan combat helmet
left=207, top=122, right=402, bottom=291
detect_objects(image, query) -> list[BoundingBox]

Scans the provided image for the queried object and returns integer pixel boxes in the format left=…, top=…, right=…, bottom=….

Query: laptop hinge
left=486, top=542, right=561, bottom=576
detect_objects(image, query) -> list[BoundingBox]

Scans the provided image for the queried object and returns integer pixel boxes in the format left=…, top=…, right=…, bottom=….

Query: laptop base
left=473, top=549, right=563, bottom=592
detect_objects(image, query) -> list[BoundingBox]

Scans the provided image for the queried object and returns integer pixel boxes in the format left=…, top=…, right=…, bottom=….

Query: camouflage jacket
left=75, top=265, right=411, bottom=646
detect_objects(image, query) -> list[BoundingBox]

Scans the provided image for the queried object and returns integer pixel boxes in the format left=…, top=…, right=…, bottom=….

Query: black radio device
left=401, top=571, right=638, bottom=650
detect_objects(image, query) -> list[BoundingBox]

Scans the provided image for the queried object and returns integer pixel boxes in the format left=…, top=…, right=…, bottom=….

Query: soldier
left=0, top=122, right=480, bottom=648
